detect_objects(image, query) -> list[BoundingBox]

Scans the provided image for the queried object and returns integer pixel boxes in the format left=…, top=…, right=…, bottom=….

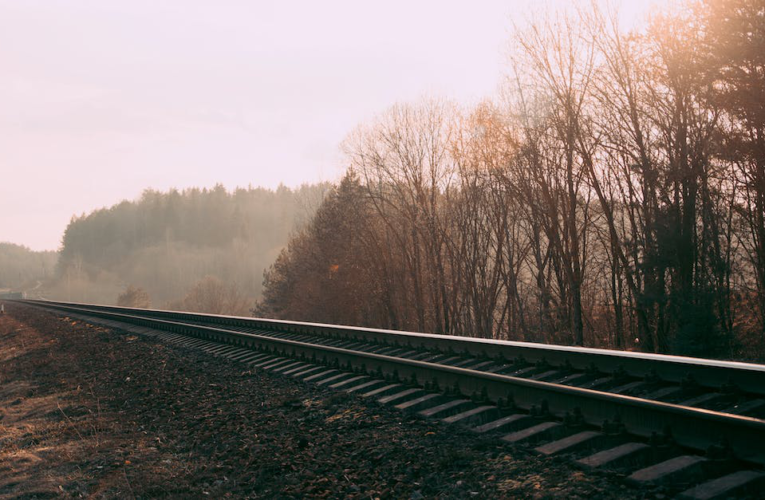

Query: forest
left=51, top=183, right=330, bottom=312
left=256, top=0, right=765, bottom=361
left=0, top=243, right=57, bottom=292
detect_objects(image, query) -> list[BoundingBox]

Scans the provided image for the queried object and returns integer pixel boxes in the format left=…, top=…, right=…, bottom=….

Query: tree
left=344, top=100, right=458, bottom=334
left=702, top=0, right=765, bottom=340
left=509, top=13, right=598, bottom=346
left=256, top=172, right=388, bottom=327
left=256, top=1, right=765, bottom=361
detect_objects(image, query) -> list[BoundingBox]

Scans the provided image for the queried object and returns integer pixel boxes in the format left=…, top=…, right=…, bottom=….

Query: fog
left=0, top=0, right=526, bottom=251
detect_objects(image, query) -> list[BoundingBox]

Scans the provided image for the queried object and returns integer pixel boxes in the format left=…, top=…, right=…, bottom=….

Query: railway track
left=18, top=299, right=765, bottom=499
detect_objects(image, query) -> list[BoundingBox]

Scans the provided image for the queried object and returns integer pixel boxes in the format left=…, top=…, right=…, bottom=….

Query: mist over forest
left=0, top=184, right=330, bottom=313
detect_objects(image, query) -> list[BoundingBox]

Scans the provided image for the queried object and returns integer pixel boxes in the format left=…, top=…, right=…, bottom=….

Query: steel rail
left=25, top=299, right=765, bottom=396
left=20, top=299, right=765, bottom=467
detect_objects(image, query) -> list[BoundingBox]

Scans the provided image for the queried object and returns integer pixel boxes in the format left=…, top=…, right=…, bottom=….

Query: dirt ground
left=0, top=303, right=660, bottom=499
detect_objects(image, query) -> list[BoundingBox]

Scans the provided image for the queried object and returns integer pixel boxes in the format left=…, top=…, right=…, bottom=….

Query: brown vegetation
left=168, top=275, right=251, bottom=316
left=258, top=0, right=765, bottom=361
left=116, top=285, right=151, bottom=308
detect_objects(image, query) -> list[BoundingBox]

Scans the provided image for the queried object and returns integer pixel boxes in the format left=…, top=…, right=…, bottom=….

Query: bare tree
left=344, top=99, right=458, bottom=334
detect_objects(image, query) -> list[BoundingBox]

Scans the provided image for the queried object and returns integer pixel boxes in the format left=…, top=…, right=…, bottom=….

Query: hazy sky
left=0, top=0, right=657, bottom=250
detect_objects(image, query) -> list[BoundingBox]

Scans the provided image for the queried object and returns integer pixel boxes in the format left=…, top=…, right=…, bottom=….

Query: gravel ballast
left=0, top=303, right=659, bottom=498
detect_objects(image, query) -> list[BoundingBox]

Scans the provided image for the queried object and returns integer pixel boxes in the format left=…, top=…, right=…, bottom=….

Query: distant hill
left=50, top=183, right=331, bottom=308
left=0, top=242, right=57, bottom=292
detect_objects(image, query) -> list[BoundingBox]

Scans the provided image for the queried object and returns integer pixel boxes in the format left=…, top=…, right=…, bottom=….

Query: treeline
left=0, top=242, right=57, bottom=292
left=53, top=183, right=330, bottom=310
left=257, top=0, right=765, bottom=361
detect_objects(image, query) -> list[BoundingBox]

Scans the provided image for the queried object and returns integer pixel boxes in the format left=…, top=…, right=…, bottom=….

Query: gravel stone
left=0, top=304, right=663, bottom=499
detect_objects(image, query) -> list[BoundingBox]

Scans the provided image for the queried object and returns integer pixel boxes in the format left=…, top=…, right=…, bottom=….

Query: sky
left=0, top=0, right=657, bottom=251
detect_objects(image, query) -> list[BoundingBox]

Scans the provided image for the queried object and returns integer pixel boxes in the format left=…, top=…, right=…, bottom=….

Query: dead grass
left=0, top=313, right=137, bottom=498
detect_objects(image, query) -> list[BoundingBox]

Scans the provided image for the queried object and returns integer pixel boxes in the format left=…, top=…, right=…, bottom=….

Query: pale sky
left=0, top=0, right=656, bottom=251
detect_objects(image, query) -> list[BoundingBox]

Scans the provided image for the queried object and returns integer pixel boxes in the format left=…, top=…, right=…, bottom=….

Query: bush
left=116, top=285, right=151, bottom=308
